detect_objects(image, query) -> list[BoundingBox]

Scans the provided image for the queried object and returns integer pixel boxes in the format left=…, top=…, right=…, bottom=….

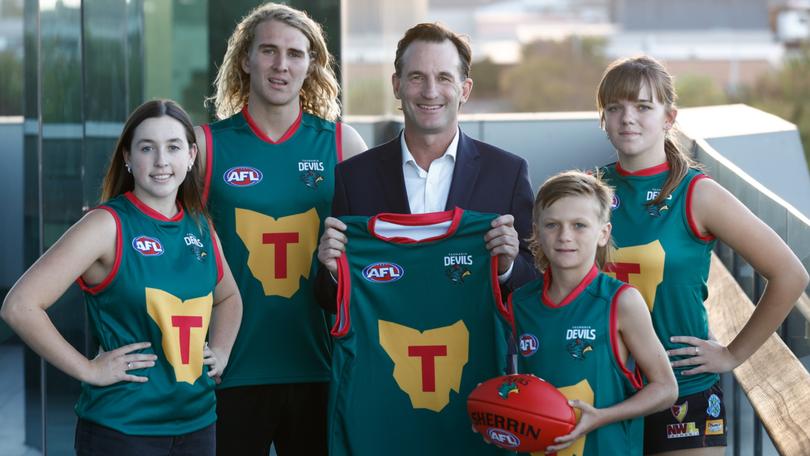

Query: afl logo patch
left=132, top=236, right=164, bottom=256
left=223, top=166, right=262, bottom=187
left=362, top=262, right=404, bottom=283
left=487, top=428, right=520, bottom=449
left=611, top=194, right=620, bottom=210
left=519, top=333, right=539, bottom=357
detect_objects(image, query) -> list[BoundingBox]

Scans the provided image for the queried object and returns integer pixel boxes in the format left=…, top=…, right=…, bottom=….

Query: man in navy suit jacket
left=315, top=23, right=535, bottom=310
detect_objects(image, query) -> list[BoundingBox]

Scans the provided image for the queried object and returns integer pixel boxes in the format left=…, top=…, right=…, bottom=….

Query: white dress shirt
left=401, top=129, right=458, bottom=214
left=399, top=129, right=513, bottom=281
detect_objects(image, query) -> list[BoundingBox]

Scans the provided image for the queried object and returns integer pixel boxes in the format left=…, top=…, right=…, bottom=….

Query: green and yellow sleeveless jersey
left=510, top=266, right=643, bottom=456
left=75, top=192, right=222, bottom=435
left=603, top=162, right=717, bottom=396
left=202, top=107, right=341, bottom=387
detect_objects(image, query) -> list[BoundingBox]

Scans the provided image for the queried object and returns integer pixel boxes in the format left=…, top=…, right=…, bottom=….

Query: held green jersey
left=510, top=266, right=643, bottom=456
left=329, top=209, right=510, bottom=456
left=602, top=162, right=717, bottom=396
left=75, top=192, right=222, bottom=435
left=202, top=107, right=341, bottom=386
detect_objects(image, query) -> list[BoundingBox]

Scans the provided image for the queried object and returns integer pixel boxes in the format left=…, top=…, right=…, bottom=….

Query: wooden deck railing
left=707, top=254, right=810, bottom=456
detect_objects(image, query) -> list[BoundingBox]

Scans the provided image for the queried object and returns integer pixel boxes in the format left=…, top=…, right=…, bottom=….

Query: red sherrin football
left=467, top=374, right=576, bottom=452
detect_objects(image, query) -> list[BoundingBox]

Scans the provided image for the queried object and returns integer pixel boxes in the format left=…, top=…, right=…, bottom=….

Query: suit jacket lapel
left=445, top=130, right=481, bottom=210
left=376, top=133, right=411, bottom=214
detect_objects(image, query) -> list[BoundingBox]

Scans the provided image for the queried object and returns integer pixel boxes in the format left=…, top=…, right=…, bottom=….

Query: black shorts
left=644, top=382, right=727, bottom=454
left=215, top=382, right=328, bottom=456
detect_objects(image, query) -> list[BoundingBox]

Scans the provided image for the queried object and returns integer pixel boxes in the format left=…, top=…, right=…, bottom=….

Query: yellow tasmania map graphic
left=378, top=320, right=469, bottom=412
left=605, top=240, right=666, bottom=311
left=145, top=288, right=212, bottom=385
left=531, top=379, right=594, bottom=456
left=235, top=207, right=319, bottom=298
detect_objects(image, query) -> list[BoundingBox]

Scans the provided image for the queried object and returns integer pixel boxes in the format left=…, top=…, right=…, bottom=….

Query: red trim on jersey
left=124, top=192, right=184, bottom=222
left=77, top=206, right=122, bottom=295
left=615, top=161, right=670, bottom=176
left=201, top=124, right=213, bottom=205
left=541, top=264, right=599, bottom=308
left=331, top=254, right=352, bottom=338
left=491, top=256, right=511, bottom=326
left=336, top=121, right=344, bottom=162
left=505, top=293, right=518, bottom=338
left=242, top=104, right=302, bottom=144
left=685, top=174, right=716, bottom=242
left=609, top=284, right=644, bottom=390
left=368, top=208, right=463, bottom=244
left=210, top=224, right=224, bottom=284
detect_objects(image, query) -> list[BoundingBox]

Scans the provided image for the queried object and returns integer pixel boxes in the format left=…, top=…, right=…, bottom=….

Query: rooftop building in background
left=607, top=0, right=784, bottom=94
left=612, top=0, right=770, bottom=30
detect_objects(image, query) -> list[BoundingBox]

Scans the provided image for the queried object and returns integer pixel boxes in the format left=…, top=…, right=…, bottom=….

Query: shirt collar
left=400, top=128, right=460, bottom=169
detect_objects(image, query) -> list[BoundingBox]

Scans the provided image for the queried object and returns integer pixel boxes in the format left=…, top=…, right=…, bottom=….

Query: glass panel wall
left=38, top=0, right=85, bottom=453
left=20, top=0, right=43, bottom=453
left=7, top=2, right=341, bottom=454
left=0, top=7, right=28, bottom=453
left=143, top=0, right=208, bottom=123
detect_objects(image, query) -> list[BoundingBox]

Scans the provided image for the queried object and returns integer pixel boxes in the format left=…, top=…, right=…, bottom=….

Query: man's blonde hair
left=207, top=2, right=340, bottom=121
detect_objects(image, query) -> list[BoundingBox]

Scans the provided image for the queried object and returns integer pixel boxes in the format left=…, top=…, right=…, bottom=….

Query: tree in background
left=0, top=50, right=22, bottom=116
left=346, top=76, right=390, bottom=116
left=0, top=0, right=23, bottom=116
left=500, top=37, right=608, bottom=112
left=674, top=74, right=729, bottom=108
left=740, top=45, right=810, bottom=166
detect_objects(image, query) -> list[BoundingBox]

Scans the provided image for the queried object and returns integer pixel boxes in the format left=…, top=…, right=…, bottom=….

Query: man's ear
left=459, top=77, right=473, bottom=105
left=392, top=73, right=401, bottom=100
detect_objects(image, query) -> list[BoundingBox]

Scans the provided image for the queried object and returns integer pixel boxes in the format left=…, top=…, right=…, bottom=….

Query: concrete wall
left=678, top=104, right=810, bottom=216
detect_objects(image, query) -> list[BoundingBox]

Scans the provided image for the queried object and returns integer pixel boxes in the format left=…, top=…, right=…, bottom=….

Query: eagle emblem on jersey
left=183, top=233, right=208, bottom=262
left=604, top=240, right=666, bottom=312
left=235, top=207, right=319, bottom=298
left=145, top=288, right=212, bottom=385
left=647, top=203, right=669, bottom=217
left=300, top=170, right=324, bottom=189
left=378, top=320, right=469, bottom=412
left=566, top=338, right=593, bottom=360
left=498, top=380, right=520, bottom=399
left=548, top=380, right=594, bottom=456
left=298, top=160, right=325, bottom=189
left=445, top=264, right=471, bottom=283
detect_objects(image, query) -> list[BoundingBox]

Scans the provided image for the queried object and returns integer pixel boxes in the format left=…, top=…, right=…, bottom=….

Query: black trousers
left=215, top=382, right=328, bottom=456
left=75, top=419, right=215, bottom=456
